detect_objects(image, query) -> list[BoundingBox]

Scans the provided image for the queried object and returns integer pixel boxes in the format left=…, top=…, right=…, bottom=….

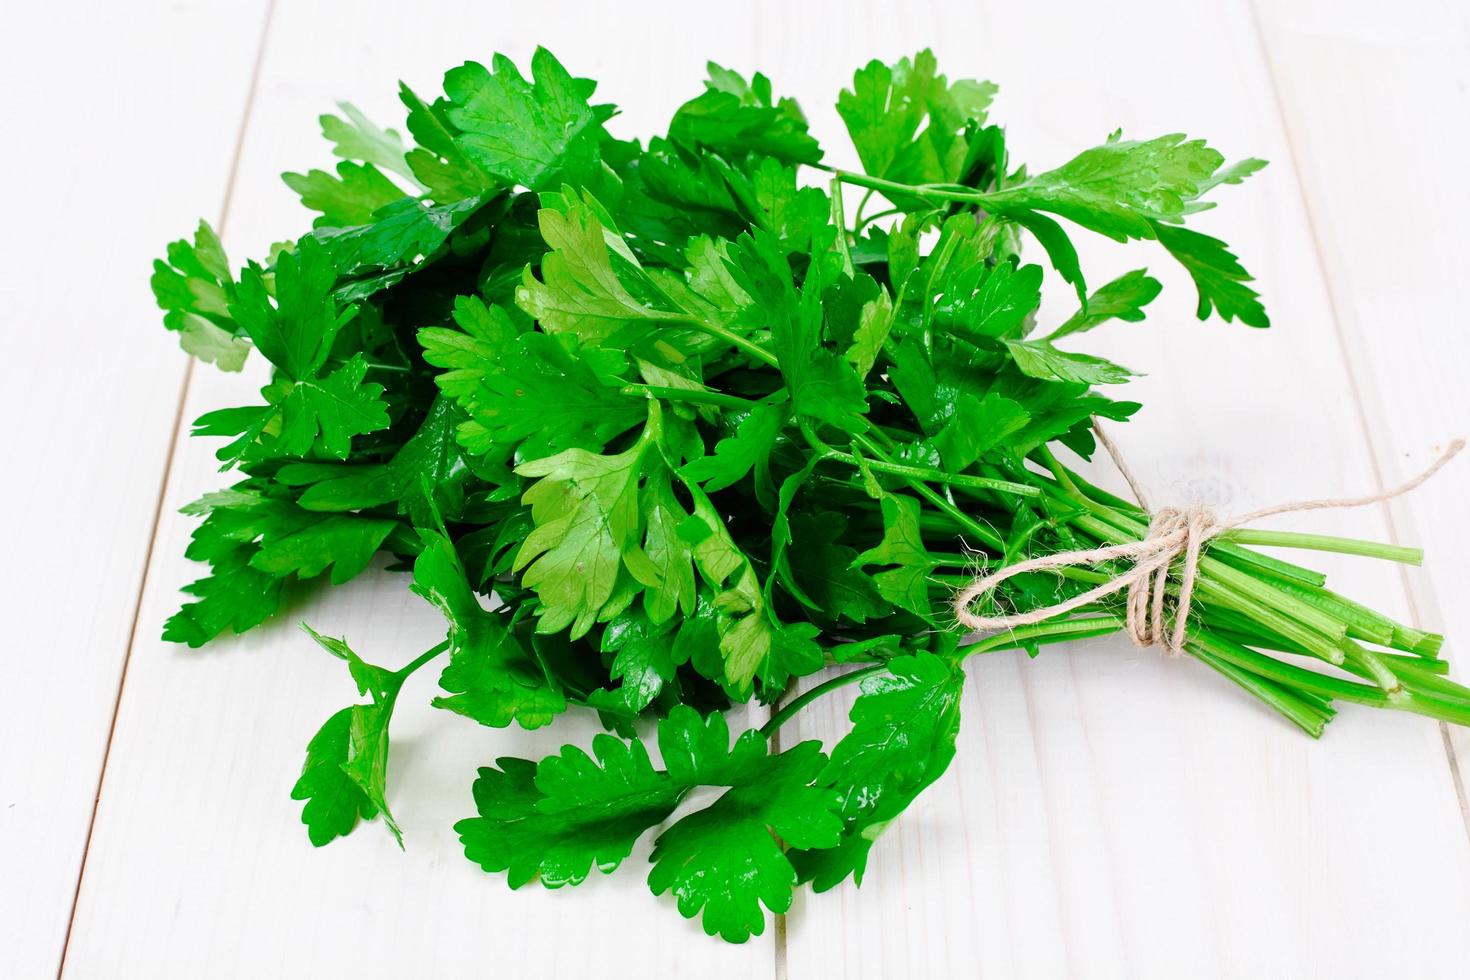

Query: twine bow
left=951, top=425, right=1465, bottom=656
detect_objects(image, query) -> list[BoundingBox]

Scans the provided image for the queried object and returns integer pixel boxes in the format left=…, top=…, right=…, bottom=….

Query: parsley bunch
left=153, top=49, right=1470, bottom=943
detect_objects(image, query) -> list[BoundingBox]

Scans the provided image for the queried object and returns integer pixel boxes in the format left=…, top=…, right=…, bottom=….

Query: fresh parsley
left=154, top=48, right=1467, bottom=943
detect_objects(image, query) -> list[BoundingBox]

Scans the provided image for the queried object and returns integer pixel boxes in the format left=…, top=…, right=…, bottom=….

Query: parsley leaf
left=984, top=133, right=1229, bottom=241
left=443, top=48, right=604, bottom=190
left=1154, top=223, right=1270, bottom=327
left=839, top=50, right=997, bottom=187
left=290, top=626, right=436, bottom=847
left=413, top=530, right=566, bottom=729
left=791, top=652, right=965, bottom=890
left=283, top=162, right=404, bottom=228
left=420, top=295, right=642, bottom=458
left=318, top=102, right=418, bottom=184
left=459, top=706, right=841, bottom=941
left=1048, top=268, right=1161, bottom=339
left=669, top=63, right=823, bottom=166
left=151, top=220, right=250, bottom=370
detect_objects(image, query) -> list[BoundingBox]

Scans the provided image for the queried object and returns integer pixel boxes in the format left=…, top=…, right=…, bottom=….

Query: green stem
left=646, top=311, right=779, bottom=368
left=834, top=170, right=993, bottom=208
left=396, top=639, right=451, bottom=678
left=620, top=384, right=759, bottom=412
left=849, top=431, right=1006, bottom=550
left=959, top=615, right=1126, bottom=655
left=851, top=186, right=875, bottom=230
left=761, top=664, right=887, bottom=737
left=821, top=446, right=1039, bottom=498
left=1221, top=529, right=1423, bottom=565
left=854, top=207, right=903, bottom=236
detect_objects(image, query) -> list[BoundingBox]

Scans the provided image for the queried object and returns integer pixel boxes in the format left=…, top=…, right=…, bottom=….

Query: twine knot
left=952, top=427, right=1464, bottom=657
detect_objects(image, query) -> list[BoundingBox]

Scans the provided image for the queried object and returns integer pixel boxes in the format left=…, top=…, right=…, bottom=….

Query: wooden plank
left=0, top=3, right=269, bottom=976
left=61, top=3, right=778, bottom=977
left=1250, top=0, right=1470, bottom=830
left=763, top=0, right=1470, bottom=976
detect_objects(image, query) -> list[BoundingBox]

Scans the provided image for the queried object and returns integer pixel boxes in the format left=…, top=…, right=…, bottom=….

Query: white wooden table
left=6, top=1, right=1470, bottom=976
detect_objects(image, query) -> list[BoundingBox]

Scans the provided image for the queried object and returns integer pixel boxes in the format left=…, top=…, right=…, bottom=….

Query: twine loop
left=952, top=427, right=1464, bottom=657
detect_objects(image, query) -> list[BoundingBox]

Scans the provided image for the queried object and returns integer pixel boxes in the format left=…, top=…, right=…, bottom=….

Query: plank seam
left=54, top=2, right=280, bottom=974
left=1242, top=0, right=1470, bottom=845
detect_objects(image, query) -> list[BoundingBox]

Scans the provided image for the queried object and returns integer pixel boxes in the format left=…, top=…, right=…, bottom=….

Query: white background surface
left=4, top=1, right=1469, bottom=977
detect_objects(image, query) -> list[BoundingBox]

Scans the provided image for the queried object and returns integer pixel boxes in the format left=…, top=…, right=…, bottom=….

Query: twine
left=952, top=425, right=1465, bottom=656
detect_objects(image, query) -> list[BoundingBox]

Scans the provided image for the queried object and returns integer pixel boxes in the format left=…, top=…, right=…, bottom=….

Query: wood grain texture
left=1251, top=0, right=1470, bottom=836
left=0, top=3, right=269, bottom=976
left=49, top=1, right=1470, bottom=977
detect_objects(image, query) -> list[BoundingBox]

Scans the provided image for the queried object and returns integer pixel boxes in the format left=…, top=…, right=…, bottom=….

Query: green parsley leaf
left=151, top=220, right=250, bottom=371
left=319, top=102, right=418, bottom=184
left=420, top=295, right=643, bottom=458
left=443, top=48, right=604, bottom=190
left=1048, top=268, right=1161, bottom=339
left=399, top=82, right=493, bottom=202
left=1154, top=223, right=1270, bottom=327
left=853, top=492, right=940, bottom=621
left=413, top=530, right=567, bottom=729
left=668, top=63, right=822, bottom=166
left=727, top=232, right=868, bottom=433
left=282, top=162, right=405, bottom=229
left=984, top=133, right=1228, bottom=241
left=459, top=706, right=841, bottom=941
left=839, top=50, right=997, bottom=187
left=1004, top=337, right=1137, bottom=385
left=290, top=626, right=427, bottom=847
left=791, top=652, right=965, bottom=890
left=513, top=419, right=659, bottom=638
left=230, top=236, right=353, bottom=380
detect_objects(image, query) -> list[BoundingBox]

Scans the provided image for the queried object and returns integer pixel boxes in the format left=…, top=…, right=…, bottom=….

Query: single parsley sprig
left=152, top=48, right=1470, bottom=943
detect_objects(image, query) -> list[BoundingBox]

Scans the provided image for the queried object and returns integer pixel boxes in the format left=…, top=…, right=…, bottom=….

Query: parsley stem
left=820, top=446, right=1039, bottom=498
left=397, top=639, right=451, bottom=678
left=854, top=207, right=903, bottom=235
left=645, top=311, right=779, bottom=368
left=760, top=664, right=887, bottom=737
left=619, top=384, right=759, bottom=412
left=833, top=169, right=995, bottom=209
left=763, top=616, right=1134, bottom=737
left=848, top=430, right=1007, bottom=550
left=1219, top=530, right=1423, bottom=565
left=959, top=614, right=1127, bottom=656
